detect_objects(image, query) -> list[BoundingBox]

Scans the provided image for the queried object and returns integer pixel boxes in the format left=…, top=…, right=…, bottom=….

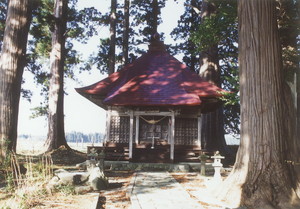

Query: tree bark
left=277, top=0, right=300, bottom=197
left=45, top=0, right=69, bottom=152
left=297, top=62, right=300, bottom=196
left=297, top=53, right=300, bottom=194
left=151, top=0, right=158, bottom=35
left=122, top=0, right=129, bottom=65
left=217, top=0, right=300, bottom=208
left=0, top=0, right=32, bottom=162
left=198, top=0, right=229, bottom=156
left=189, top=0, right=197, bottom=72
left=108, top=0, right=117, bottom=75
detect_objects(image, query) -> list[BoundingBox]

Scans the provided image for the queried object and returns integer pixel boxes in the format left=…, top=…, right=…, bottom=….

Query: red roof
left=76, top=39, right=225, bottom=109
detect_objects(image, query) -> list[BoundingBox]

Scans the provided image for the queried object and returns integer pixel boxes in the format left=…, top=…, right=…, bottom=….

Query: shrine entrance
left=132, top=115, right=171, bottom=162
left=139, top=116, right=169, bottom=148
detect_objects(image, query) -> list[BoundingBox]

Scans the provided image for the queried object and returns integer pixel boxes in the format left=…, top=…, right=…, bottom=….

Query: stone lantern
left=211, top=151, right=225, bottom=180
left=199, top=152, right=209, bottom=176
left=98, top=149, right=106, bottom=171
left=87, top=148, right=98, bottom=161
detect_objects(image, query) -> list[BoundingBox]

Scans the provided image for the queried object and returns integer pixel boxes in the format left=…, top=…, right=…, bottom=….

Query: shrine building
left=76, top=34, right=226, bottom=163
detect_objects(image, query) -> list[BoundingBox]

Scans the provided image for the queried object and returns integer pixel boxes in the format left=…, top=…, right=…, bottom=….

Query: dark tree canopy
left=89, top=0, right=166, bottom=74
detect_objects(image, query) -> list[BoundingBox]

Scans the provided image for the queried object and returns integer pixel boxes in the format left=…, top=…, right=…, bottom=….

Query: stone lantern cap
left=211, top=151, right=225, bottom=166
left=88, top=148, right=98, bottom=156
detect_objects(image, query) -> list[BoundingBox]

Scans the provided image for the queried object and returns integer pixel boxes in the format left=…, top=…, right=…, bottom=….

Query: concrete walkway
left=128, top=172, right=204, bottom=209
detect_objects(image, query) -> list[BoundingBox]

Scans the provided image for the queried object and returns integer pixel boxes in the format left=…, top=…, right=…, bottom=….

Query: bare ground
left=35, top=170, right=134, bottom=209
left=97, top=170, right=134, bottom=209
left=1, top=147, right=233, bottom=209
left=171, top=173, right=230, bottom=209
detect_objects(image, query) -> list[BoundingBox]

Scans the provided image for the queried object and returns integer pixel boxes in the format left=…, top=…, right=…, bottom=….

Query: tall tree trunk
left=45, top=0, right=69, bottom=152
left=0, top=0, right=32, bottom=162
left=151, top=0, right=158, bottom=34
left=122, top=0, right=129, bottom=65
left=278, top=0, right=300, bottom=196
left=217, top=0, right=300, bottom=208
left=108, top=0, right=117, bottom=75
left=296, top=56, right=300, bottom=159
left=189, top=0, right=197, bottom=72
left=297, top=3, right=300, bottom=195
left=198, top=1, right=229, bottom=156
left=297, top=52, right=300, bottom=194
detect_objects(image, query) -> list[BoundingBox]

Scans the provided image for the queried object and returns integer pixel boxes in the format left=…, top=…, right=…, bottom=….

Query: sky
left=17, top=0, right=185, bottom=137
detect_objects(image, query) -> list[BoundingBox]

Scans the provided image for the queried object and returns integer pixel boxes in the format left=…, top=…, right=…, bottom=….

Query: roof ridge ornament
left=148, top=33, right=166, bottom=52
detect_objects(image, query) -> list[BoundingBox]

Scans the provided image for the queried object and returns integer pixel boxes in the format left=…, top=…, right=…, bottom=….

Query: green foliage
left=131, top=0, right=166, bottom=45
left=277, top=0, right=300, bottom=84
left=218, top=91, right=239, bottom=106
left=0, top=0, right=7, bottom=50
left=1, top=154, right=53, bottom=208
left=26, top=0, right=102, bottom=118
left=20, top=79, right=33, bottom=102
left=29, top=0, right=53, bottom=57
left=191, top=0, right=238, bottom=53
left=53, top=184, right=76, bottom=196
left=67, top=6, right=102, bottom=43
left=178, top=0, right=240, bottom=135
left=4, top=172, right=14, bottom=193
left=89, top=0, right=166, bottom=74
left=282, top=47, right=299, bottom=83
left=1, top=151, right=14, bottom=193
left=28, top=0, right=101, bottom=72
left=0, top=139, right=12, bottom=165
left=170, top=0, right=202, bottom=71
left=89, top=38, right=110, bottom=74
left=30, top=102, right=48, bottom=119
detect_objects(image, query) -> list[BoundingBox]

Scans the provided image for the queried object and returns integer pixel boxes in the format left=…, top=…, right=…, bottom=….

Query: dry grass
left=98, top=171, right=134, bottom=209
left=0, top=150, right=134, bottom=209
left=0, top=153, right=53, bottom=209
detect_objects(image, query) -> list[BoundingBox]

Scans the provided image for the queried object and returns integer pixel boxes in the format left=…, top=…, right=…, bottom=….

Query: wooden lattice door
left=139, top=116, right=169, bottom=146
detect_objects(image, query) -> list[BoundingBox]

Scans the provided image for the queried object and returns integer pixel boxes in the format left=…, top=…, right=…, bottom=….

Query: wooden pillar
left=129, top=110, right=134, bottom=159
left=197, top=115, right=202, bottom=148
left=105, top=107, right=112, bottom=145
left=170, top=111, right=175, bottom=161
left=168, top=117, right=171, bottom=144
left=135, top=116, right=139, bottom=144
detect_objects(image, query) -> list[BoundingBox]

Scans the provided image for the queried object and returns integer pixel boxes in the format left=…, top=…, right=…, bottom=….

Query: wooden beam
left=135, top=116, right=139, bottom=144
left=197, top=115, right=202, bottom=148
left=168, top=117, right=171, bottom=144
left=129, top=110, right=134, bottom=159
left=110, top=110, right=128, bottom=116
left=170, top=111, right=175, bottom=161
left=130, top=111, right=173, bottom=116
left=176, top=114, right=198, bottom=118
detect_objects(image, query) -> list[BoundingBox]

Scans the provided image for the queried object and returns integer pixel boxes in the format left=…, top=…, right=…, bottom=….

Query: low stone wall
left=104, top=161, right=215, bottom=173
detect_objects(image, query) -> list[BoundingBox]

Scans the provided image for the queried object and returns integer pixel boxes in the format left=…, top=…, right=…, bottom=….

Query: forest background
left=16, top=0, right=240, bottom=148
left=1, top=0, right=299, bottom=207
